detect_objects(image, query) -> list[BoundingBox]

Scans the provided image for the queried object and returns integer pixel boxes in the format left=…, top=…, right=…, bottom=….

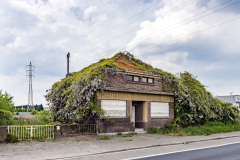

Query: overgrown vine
left=46, top=52, right=239, bottom=125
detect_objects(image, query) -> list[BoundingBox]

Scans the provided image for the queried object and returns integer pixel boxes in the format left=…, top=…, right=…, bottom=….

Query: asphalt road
left=79, top=137, right=240, bottom=160
left=131, top=143, right=240, bottom=160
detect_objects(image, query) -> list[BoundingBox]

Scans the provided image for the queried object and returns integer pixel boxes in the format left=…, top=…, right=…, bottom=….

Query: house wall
left=97, top=100, right=134, bottom=133
left=105, top=73, right=162, bottom=92
left=149, top=102, right=174, bottom=128
left=96, top=71, right=174, bottom=133
left=97, top=91, right=173, bottom=102
left=97, top=91, right=174, bottom=132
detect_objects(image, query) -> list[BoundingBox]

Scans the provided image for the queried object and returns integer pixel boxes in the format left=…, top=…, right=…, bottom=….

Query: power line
left=35, top=0, right=200, bottom=71
left=38, top=15, right=240, bottom=76
left=34, top=0, right=240, bottom=75
left=68, top=0, right=161, bottom=52
left=70, top=16, right=240, bottom=69
left=69, top=0, right=235, bottom=59
left=133, top=16, right=240, bottom=55
left=33, top=0, right=140, bottom=67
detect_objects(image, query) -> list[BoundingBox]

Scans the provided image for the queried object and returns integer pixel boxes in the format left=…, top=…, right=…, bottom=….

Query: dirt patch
left=56, top=135, right=99, bottom=141
left=14, top=115, right=36, bottom=121
left=115, top=56, right=143, bottom=72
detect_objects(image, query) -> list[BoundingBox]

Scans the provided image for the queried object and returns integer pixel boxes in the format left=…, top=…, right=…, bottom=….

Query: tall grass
left=156, top=122, right=240, bottom=136
left=183, top=122, right=240, bottom=136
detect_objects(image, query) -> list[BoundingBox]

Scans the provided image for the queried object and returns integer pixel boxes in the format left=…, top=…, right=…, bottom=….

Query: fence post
left=0, top=126, right=8, bottom=142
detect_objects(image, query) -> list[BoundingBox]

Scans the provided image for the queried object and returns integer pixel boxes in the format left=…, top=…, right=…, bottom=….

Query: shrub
left=35, top=110, right=54, bottom=124
left=31, top=110, right=38, bottom=115
left=117, top=132, right=122, bottom=136
left=147, top=127, right=159, bottom=134
left=15, top=108, right=26, bottom=112
left=5, top=134, right=18, bottom=143
left=162, top=123, right=180, bottom=134
left=174, top=72, right=240, bottom=127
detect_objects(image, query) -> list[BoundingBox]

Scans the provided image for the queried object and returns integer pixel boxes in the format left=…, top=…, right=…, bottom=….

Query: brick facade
left=149, top=102, right=174, bottom=128
left=105, top=72, right=162, bottom=92
left=97, top=100, right=134, bottom=133
left=97, top=71, right=174, bottom=133
left=0, top=126, right=7, bottom=142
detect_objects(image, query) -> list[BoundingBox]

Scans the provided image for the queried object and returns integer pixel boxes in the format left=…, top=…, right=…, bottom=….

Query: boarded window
left=151, top=102, right=169, bottom=117
left=101, top=100, right=126, bottom=117
left=133, top=76, right=140, bottom=82
left=127, top=75, right=133, bottom=81
left=148, top=78, right=154, bottom=84
left=141, top=77, right=147, bottom=83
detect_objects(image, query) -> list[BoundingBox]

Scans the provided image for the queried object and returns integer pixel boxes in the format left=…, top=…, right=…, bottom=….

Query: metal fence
left=7, top=125, right=54, bottom=140
left=59, top=124, right=96, bottom=135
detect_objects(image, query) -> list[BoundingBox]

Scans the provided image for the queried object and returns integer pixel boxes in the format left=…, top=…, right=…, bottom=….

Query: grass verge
left=148, top=122, right=240, bottom=136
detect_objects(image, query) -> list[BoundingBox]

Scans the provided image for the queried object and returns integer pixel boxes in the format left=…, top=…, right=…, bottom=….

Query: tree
left=0, top=90, right=14, bottom=124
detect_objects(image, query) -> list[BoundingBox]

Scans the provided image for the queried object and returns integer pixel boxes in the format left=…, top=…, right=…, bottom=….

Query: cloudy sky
left=1, top=0, right=240, bottom=106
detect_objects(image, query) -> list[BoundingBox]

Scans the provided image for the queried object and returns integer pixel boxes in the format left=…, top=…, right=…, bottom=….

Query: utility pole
left=26, top=61, right=35, bottom=111
left=66, top=52, right=70, bottom=77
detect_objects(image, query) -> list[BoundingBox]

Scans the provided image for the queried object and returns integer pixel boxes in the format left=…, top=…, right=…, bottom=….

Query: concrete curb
left=47, top=134, right=240, bottom=160
left=86, top=134, right=240, bottom=156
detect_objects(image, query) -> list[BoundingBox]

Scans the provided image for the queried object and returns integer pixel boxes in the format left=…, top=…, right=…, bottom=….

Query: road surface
left=130, top=143, right=240, bottom=160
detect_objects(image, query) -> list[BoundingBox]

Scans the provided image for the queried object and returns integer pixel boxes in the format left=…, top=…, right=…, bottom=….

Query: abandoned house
left=48, top=52, right=175, bottom=133
left=96, top=55, right=174, bottom=133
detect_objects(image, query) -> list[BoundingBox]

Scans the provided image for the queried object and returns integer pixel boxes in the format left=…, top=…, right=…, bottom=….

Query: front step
left=134, top=128, right=146, bottom=134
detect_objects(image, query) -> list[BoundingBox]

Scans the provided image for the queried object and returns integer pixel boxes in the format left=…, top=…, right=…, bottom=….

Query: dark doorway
left=132, top=101, right=144, bottom=128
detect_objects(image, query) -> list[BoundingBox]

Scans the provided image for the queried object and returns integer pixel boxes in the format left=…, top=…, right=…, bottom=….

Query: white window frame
left=151, top=102, right=169, bottom=117
left=101, top=100, right=127, bottom=118
left=126, top=75, right=133, bottom=81
left=133, top=76, right=140, bottom=82
left=141, top=77, right=147, bottom=83
left=148, top=78, right=154, bottom=84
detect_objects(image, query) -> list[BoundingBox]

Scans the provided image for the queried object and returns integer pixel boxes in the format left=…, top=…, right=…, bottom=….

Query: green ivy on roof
left=46, top=52, right=239, bottom=125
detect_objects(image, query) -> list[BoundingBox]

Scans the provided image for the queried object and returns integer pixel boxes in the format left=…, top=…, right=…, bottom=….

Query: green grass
left=122, top=132, right=137, bottom=137
left=151, top=122, right=240, bottom=136
left=117, top=132, right=123, bottom=136
left=147, top=127, right=159, bottom=134
left=183, top=122, right=240, bottom=136
left=98, top=135, right=111, bottom=140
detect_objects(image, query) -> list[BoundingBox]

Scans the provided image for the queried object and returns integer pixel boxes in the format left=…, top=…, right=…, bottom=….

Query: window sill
left=101, top=116, right=127, bottom=119
left=125, top=81, right=155, bottom=85
left=151, top=116, right=171, bottom=118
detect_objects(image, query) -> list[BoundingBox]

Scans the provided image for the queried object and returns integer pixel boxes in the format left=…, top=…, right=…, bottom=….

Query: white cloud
left=84, top=6, right=97, bottom=19
left=1, top=0, right=240, bottom=106
left=126, top=0, right=240, bottom=96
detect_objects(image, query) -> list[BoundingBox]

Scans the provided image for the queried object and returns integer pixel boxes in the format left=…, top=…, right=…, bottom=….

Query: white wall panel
left=101, top=100, right=126, bottom=117
left=151, top=102, right=169, bottom=117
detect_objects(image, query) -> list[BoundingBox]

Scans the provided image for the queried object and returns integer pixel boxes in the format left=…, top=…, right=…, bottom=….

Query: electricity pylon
left=26, top=61, right=35, bottom=111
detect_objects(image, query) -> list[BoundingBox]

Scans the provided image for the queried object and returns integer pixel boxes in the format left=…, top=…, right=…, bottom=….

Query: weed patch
left=117, top=132, right=122, bottom=136
left=98, top=135, right=111, bottom=140
left=5, top=134, right=19, bottom=143
left=147, top=128, right=159, bottom=134
left=162, top=122, right=240, bottom=136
